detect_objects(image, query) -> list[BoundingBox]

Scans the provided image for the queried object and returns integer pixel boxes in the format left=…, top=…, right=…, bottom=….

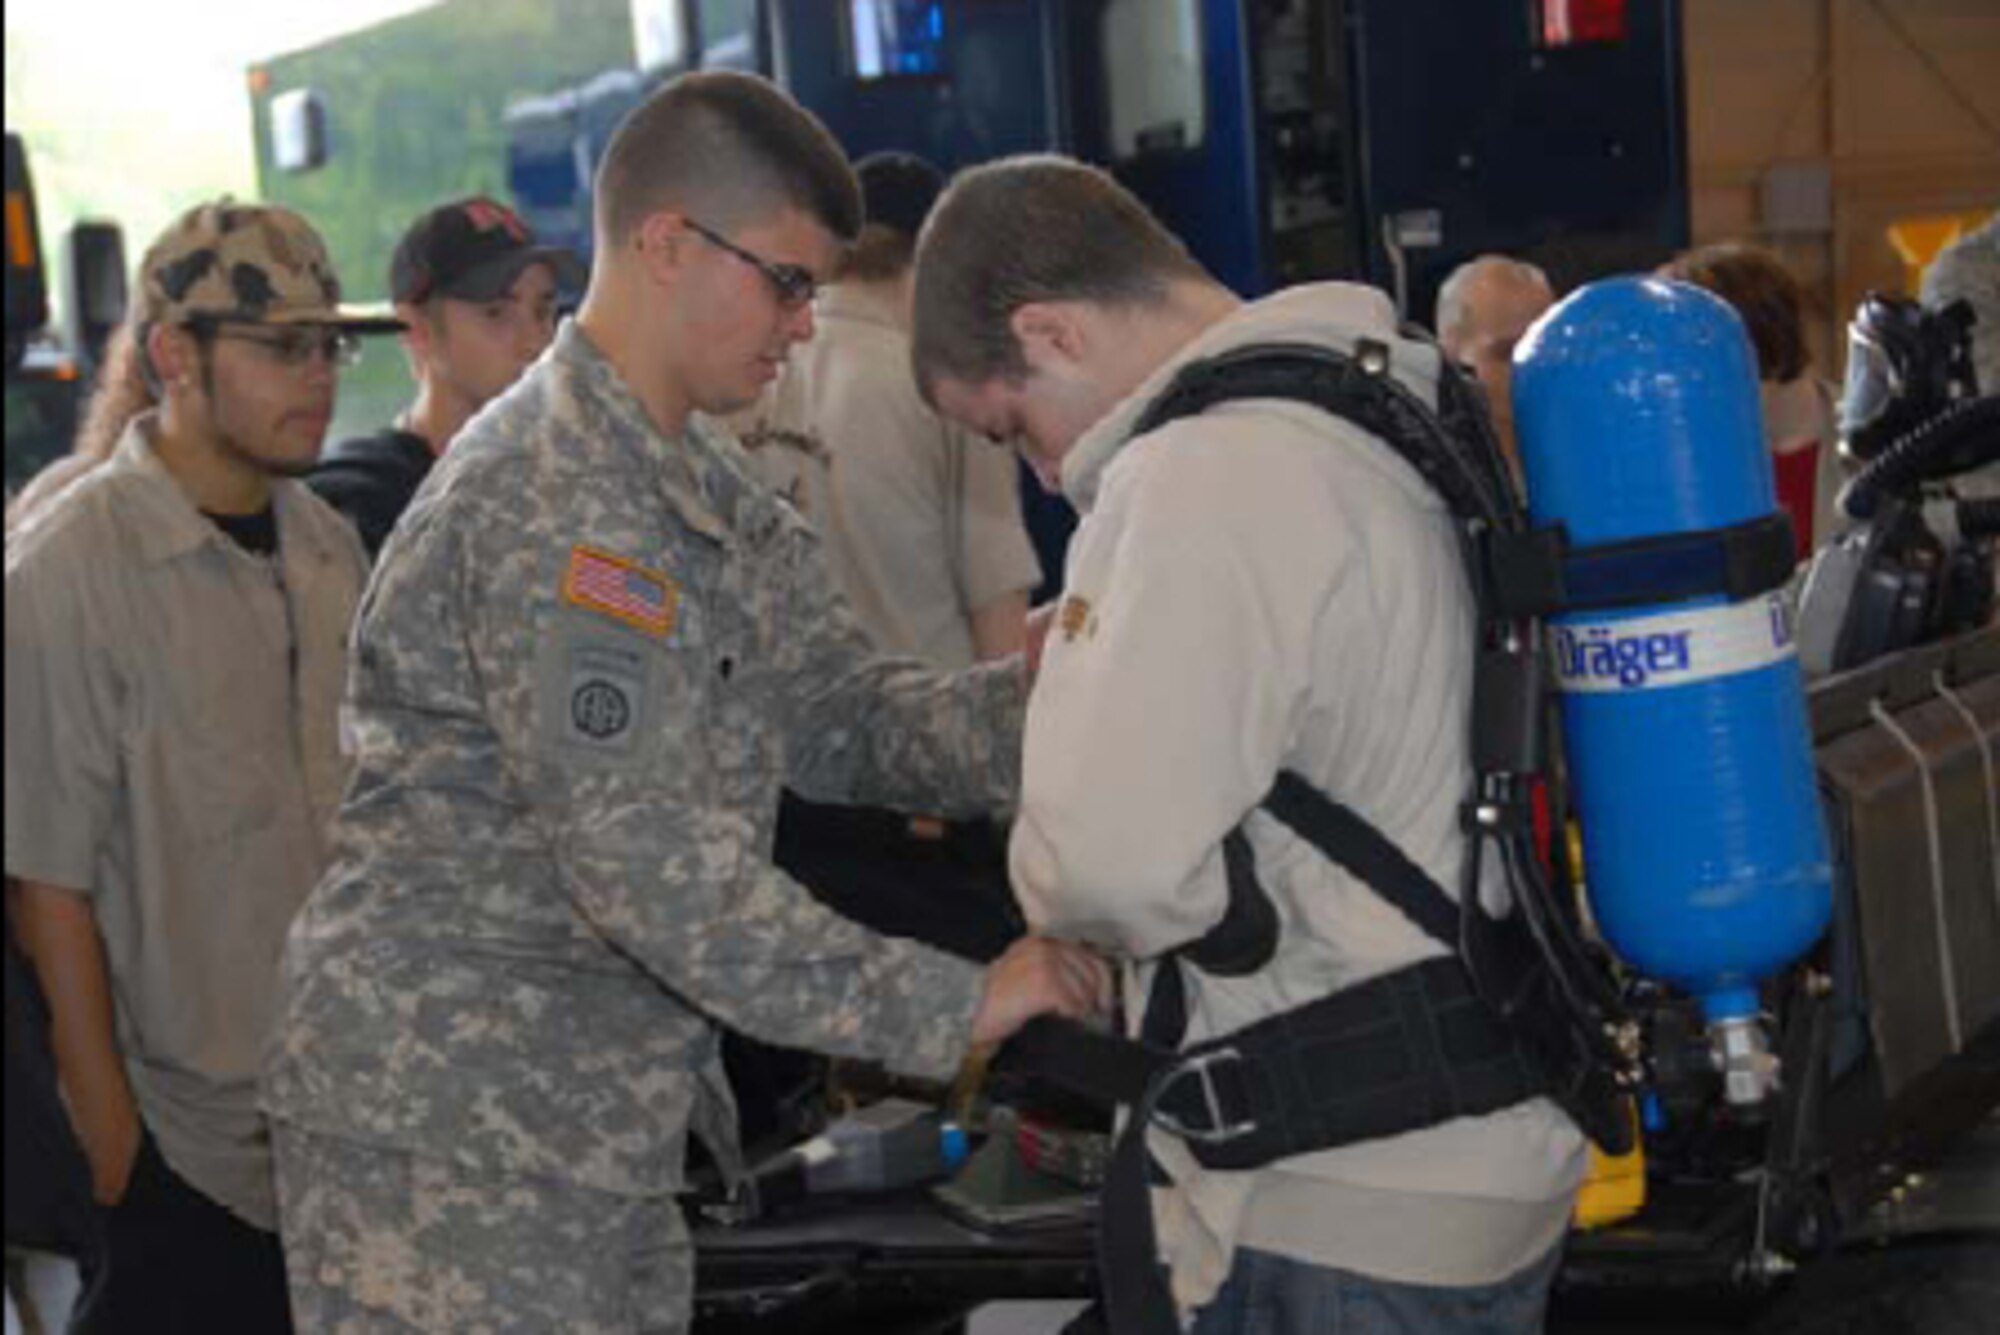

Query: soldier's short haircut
left=593, top=71, right=861, bottom=252
left=910, top=155, right=1208, bottom=396
left=840, top=223, right=917, bottom=284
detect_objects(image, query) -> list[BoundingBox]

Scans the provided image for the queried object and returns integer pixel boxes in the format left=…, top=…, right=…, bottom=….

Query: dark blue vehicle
left=503, top=0, right=1692, bottom=596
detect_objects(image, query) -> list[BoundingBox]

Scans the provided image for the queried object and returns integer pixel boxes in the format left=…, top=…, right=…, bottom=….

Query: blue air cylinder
left=1512, top=277, right=1832, bottom=1029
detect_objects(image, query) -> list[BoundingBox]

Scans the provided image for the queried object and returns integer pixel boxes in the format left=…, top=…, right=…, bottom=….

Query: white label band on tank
left=1549, top=592, right=1796, bottom=694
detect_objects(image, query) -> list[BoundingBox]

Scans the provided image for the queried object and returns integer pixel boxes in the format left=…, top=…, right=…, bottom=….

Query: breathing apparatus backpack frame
left=1006, top=335, right=1803, bottom=1332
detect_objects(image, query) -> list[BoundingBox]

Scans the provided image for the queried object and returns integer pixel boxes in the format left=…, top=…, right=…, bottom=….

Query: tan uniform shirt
left=734, top=284, right=1041, bottom=668
left=4, top=415, right=366, bottom=1229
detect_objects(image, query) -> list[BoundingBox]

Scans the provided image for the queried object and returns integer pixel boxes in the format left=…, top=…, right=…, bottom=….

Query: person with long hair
left=6, top=200, right=378, bottom=1332
left=4, top=322, right=152, bottom=534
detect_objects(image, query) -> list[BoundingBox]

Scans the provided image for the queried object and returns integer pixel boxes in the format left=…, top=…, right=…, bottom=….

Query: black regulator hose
left=1839, top=396, right=2000, bottom=521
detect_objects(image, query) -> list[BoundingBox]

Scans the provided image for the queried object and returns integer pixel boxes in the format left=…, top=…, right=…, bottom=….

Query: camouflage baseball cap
left=138, top=200, right=401, bottom=332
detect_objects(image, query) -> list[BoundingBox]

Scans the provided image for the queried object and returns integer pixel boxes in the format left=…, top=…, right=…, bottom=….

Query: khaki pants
left=273, top=1124, right=691, bottom=1334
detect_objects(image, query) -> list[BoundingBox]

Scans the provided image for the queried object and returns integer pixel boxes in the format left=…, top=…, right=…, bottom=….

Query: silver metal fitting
left=1743, top=1249, right=1797, bottom=1282
left=1710, top=1015, right=1781, bottom=1106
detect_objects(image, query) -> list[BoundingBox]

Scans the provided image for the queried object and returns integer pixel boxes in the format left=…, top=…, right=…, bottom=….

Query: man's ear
left=1010, top=302, right=1087, bottom=373
left=146, top=322, right=198, bottom=391
left=634, top=211, right=691, bottom=288
left=396, top=302, right=433, bottom=358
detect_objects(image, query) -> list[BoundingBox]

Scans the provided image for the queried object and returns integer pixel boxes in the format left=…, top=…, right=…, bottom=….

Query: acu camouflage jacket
left=265, top=322, right=1024, bottom=1196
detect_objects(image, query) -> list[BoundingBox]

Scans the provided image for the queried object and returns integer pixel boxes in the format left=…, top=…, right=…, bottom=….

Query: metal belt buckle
left=1150, top=1046, right=1257, bottom=1145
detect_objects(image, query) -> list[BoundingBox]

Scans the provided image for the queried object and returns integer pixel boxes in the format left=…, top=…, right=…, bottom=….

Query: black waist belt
left=1002, top=766, right=1567, bottom=1331
left=1011, top=953, right=1543, bottom=1332
left=1014, top=956, right=1541, bottom=1174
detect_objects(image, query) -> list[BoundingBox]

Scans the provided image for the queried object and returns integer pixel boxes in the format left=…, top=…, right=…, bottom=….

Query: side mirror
left=5, top=132, right=50, bottom=373
left=270, top=88, right=331, bottom=174
left=65, top=220, right=128, bottom=374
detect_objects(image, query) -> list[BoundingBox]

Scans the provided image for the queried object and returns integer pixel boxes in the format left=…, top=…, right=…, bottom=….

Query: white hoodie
left=1011, top=284, right=1587, bottom=1314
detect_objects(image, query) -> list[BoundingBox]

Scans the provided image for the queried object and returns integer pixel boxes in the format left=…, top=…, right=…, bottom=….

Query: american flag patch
left=563, top=546, right=678, bottom=638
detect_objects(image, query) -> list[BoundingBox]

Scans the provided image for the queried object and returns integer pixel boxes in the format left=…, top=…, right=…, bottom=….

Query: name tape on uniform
left=1550, top=593, right=1795, bottom=694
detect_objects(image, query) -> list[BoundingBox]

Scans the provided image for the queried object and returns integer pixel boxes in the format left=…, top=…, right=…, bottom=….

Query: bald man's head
left=1436, top=255, right=1554, bottom=461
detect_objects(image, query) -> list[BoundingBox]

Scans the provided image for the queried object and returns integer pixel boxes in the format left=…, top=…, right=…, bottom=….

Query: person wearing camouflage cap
left=308, top=195, right=586, bottom=556
left=264, top=72, right=1108, bottom=1333
left=6, top=200, right=374, bottom=1331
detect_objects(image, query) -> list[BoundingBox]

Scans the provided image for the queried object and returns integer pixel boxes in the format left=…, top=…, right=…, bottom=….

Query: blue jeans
left=1188, top=1242, right=1563, bottom=1335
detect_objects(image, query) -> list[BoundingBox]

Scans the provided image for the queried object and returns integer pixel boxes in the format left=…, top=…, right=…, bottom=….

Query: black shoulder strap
left=1139, top=342, right=1799, bottom=619
left=1127, top=335, right=1640, bottom=1114
left=1133, top=341, right=1503, bottom=979
left=1133, top=340, right=1513, bottom=529
left=1177, top=830, right=1281, bottom=976
left=1261, top=771, right=1461, bottom=948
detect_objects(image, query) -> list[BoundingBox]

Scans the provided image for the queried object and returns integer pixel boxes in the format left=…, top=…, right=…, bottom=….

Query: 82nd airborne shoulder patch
left=563, top=545, right=679, bottom=639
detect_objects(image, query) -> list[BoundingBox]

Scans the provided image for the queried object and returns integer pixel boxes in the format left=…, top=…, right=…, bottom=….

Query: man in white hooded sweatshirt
left=912, top=155, right=1586, bottom=1333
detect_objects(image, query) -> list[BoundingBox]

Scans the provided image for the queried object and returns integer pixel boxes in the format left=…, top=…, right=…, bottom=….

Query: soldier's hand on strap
left=971, top=936, right=1113, bottom=1046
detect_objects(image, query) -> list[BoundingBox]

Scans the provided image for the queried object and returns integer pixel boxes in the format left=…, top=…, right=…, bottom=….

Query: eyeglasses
left=684, top=218, right=818, bottom=309
left=196, top=321, right=365, bottom=371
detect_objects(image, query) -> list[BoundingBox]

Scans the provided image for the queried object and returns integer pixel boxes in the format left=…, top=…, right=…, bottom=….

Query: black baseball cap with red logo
left=389, top=197, right=586, bottom=305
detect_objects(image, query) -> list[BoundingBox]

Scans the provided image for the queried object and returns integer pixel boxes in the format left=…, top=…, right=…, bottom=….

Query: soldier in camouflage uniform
left=263, top=71, right=1107, bottom=1333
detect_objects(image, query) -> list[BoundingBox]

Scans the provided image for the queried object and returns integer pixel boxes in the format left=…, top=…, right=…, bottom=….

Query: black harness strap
left=1262, top=771, right=1461, bottom=946
left=1009, top=773, right=1549, bottom=1334
left=1019, top=339, right=1649, bottom=1331
left=1179, top=830, right=1280, bottom=977
left=1484, top=512, right=1799, bottom=618
left=1138, top=341, right=1799, bottom=621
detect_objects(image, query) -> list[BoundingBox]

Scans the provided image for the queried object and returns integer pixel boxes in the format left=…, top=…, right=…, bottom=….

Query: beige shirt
left=1017, top=285, right=1586, bottom=1311
left=733, top=283, right=1041, bottom=669
left=4, top=414, right=365, bottom=1229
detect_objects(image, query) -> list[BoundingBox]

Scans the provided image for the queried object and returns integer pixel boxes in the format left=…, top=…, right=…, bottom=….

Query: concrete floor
left=3, top=1253, right=79, bottom=1335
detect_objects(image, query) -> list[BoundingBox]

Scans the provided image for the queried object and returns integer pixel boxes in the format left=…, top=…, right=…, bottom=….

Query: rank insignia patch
left=563, top=546, right=678, bottom=638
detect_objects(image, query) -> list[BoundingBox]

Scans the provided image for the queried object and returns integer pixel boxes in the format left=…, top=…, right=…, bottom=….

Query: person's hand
left=971, top=936, right=1113, bottom=1047
left=82, top=1101, right=143, bottom=1206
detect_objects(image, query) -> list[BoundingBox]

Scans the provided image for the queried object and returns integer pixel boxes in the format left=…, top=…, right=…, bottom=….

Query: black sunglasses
left=684, top=218, right=818, bottom=309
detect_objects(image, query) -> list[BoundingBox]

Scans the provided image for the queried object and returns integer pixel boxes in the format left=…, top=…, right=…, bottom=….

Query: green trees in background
left=253, top=0, right=631, bottom=300
left=249, top=0, right=633, bottom=439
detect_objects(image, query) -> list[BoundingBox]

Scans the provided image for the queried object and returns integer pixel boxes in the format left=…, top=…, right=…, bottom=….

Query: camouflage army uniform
left=265, top=321, right=1025, bottom=1331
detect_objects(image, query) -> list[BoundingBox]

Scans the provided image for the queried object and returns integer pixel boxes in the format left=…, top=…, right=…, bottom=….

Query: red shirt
left=1772, top=440, right=1821, bottom=560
